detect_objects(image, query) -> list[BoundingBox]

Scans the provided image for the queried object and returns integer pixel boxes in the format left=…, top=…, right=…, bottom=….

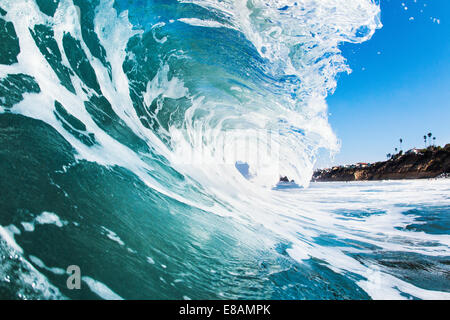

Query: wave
left=1, top=0, right=449, bottom=300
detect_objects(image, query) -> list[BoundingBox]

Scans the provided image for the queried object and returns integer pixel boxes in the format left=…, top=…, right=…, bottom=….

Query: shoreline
left=312, top=144, right=450, bottom=182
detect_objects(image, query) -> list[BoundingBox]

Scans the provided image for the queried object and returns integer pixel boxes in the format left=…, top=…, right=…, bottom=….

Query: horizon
left=316, top=0, right=450, bottom=169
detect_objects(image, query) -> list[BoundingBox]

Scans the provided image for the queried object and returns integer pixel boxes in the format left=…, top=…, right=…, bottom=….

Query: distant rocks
left=312, top=144, right=450, bottom=182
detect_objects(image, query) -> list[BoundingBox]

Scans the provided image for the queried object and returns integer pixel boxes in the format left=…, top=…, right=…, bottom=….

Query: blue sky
left=323, top=0, right=450, bottom=167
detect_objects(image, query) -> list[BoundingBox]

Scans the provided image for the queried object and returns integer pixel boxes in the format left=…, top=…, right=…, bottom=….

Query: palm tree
left=424, top=135, right=427, bottom=148
left=395, top=147, right=398, bottom=154
left=428, top=132, right=432, bottom=147
left=433, top=136, right=436, bottom=146
left=399, top=138, right=403, bottom=151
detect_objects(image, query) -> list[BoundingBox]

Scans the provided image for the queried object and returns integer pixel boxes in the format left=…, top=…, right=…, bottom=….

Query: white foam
left=178, top=18, right=235, bottom=29
left=28, top=255, right=66, bottom=275
left=0, top=225, right=23, bottom=253
left=2, top=0, right=448, bottom=300
left=0, top=224, right=66, bottom=299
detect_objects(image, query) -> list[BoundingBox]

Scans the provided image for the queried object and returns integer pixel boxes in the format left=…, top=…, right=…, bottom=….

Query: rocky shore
left=312, top=144, right=450, bottom=182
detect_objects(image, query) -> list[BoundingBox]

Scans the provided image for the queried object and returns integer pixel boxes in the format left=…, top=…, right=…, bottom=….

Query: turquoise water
left=0, top=0, right=449, bottom=300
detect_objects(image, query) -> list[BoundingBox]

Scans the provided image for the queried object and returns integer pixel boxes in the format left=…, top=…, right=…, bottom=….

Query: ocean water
left=0, top=0, right=449, bottom=300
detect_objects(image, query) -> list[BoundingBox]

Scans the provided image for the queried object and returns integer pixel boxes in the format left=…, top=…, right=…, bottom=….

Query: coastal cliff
left=312, top=144, right=450, bottom=182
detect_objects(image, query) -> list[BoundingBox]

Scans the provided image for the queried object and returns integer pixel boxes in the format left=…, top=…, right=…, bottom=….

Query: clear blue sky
left=323, top=0, right=450, bottom=167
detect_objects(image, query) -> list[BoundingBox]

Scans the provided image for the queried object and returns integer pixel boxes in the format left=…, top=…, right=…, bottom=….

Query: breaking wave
left=1, top=0, right=449, bottom=299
